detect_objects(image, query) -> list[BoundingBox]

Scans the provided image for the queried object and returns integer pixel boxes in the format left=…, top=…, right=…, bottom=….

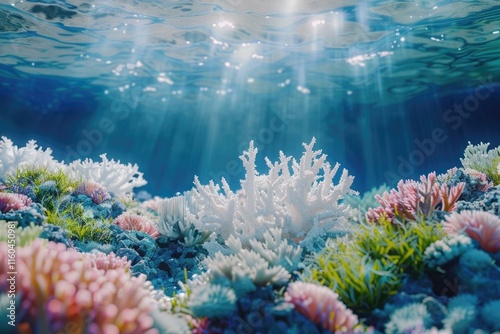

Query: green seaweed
left=46, top=202, right=111, bottom=243
left=6, top=166, right=80, bottom=211
left=354, top=217, right=445, bottom=275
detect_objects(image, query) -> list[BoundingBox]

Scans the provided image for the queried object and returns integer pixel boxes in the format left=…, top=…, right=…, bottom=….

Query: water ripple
left=1, top=0, right=499, bottom=104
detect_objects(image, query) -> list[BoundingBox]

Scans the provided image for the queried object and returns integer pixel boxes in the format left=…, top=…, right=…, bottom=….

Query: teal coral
left=423, top=234, right=473, bottom=268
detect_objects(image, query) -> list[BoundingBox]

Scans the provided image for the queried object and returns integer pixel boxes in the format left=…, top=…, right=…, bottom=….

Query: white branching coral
left=0, top=137, right=61, bottom=181
left=67, top=153, right=147, bottom=197
left=188, top=138, right=356, bottom=248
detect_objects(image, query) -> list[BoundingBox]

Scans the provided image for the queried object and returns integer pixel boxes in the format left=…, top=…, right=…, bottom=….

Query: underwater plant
left=4, top=166, right=80, bottom=212
left=460, top=141, right=500, bottom=185
left=366, top=172, right=464, bottom=223
left=68, top=153, right=147, bottom=196
left=307, top=237, right=402, bottom=313
left=443, top=210, right=500, bottom=253
left=354, top=217, right=445, bottom=275
left=46, top=202, right=112, bottom=243
left=114, top=212, right=160, bottom=239
left=188, top=138, right=356, bottom=251
left=284, top=281, right=361, bottom=333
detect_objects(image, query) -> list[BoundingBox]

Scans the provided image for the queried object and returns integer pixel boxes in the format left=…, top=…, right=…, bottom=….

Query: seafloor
left=1, top=136, right=500, bottom=334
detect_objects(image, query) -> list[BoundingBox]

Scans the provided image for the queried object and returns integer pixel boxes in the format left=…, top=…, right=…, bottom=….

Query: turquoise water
left=1, top=0, right=500, bottom=196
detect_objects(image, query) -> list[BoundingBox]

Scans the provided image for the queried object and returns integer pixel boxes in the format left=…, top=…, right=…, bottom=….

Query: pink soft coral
left=83, top=251, right=132, bottom=271
left=443, top=210, right=500, bottom=253
left=0, top=240, right=157, bottom=334
left=366, top=172, right=464, bottom=223
left=75, top=180, right=111, bottom=204
left=0, top=192, right=32, bottom=213
left=285, top=282, right=360, bottom=333
left=115, top=213, right=160, bottom=239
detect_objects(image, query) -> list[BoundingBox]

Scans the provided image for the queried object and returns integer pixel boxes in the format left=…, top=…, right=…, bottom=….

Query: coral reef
left=1, top=137, right=500, bottom=334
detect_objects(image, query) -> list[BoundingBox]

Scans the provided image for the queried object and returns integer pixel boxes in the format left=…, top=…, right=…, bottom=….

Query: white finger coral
left=67, top=153, right=147, bottom=196
left=0, top=137, right=61, bottom=181
left=188, top=138, right=356, bottom=250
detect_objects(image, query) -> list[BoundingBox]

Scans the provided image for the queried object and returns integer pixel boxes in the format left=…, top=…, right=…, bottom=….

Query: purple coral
left=75, top=180, right=111, bottom=204
left=366, top=172, right=464, bottom=223
left=114, top=213, right=160, bottom=239
left=285, top=282, right=360, bottom=333
left=0, top=192, right=32, bottom=213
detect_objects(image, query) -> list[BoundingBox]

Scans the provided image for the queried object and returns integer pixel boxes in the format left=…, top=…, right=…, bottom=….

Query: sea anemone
left=114, top=213, right=160, bottom=239
left=0, top=192, right=32, bottom=213
left=443, top=210, right=500, bottom=253
left=284, top=282, right=359, bottom=333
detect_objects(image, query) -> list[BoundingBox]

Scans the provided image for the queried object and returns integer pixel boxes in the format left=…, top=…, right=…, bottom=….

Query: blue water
left=1, top=0, right=500, bottom=197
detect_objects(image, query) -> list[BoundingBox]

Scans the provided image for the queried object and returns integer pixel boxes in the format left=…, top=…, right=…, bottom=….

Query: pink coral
left=0, top=240, right=157, bottom=334
left=83, top=251, right=131, bottom=271
left=75, top=180, right=111, bottom=204
left=115, top=213, right=160, bottom=239
left=0, top=192, right=32, bottom=213
left=443, top=210, right=500, bottom=253
left=366, top=172, right=464, bottom=223
left=285, top=282, right=360, bottom=333
left=141, top=196, right=164, bottom=212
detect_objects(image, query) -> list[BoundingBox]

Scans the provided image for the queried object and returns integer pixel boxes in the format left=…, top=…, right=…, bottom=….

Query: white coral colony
left=187, top=138, right=357, bottom=250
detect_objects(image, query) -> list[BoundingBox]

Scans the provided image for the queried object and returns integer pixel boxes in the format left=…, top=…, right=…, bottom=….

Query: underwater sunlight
left=1, top=0, right=500, bottom=333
